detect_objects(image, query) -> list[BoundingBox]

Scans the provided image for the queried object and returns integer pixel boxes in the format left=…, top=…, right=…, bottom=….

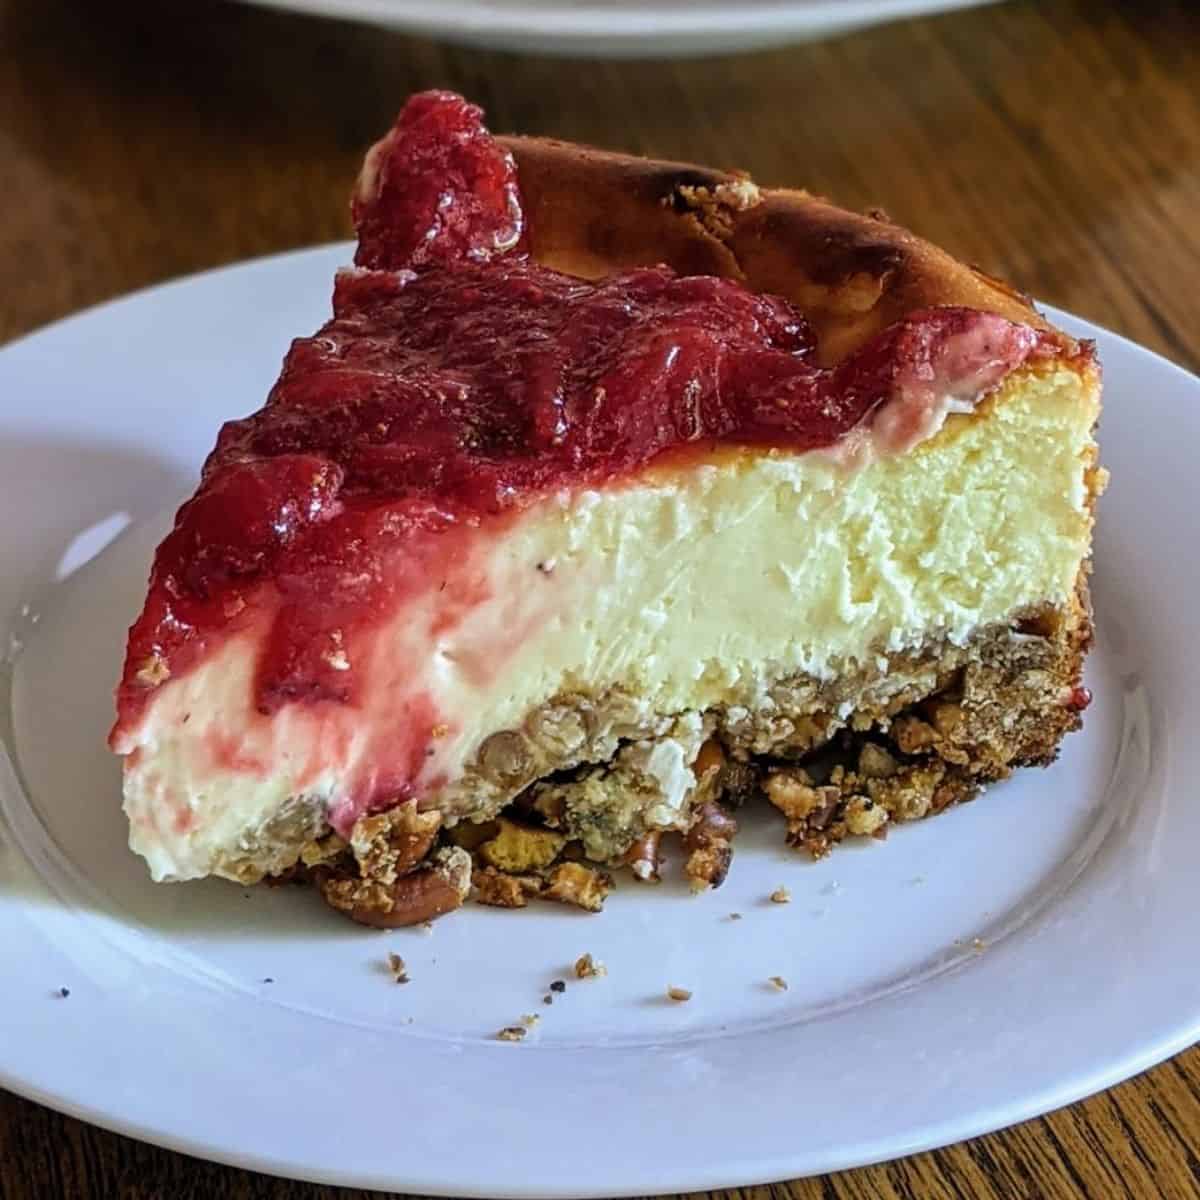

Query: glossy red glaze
left=113, top=91, right=1052, bottom=744
left=352, top=90, right=525, bottom=271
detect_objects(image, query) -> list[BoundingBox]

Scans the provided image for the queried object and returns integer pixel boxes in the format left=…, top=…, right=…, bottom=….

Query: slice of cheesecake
left=111, top=91, right=1103, bottom=926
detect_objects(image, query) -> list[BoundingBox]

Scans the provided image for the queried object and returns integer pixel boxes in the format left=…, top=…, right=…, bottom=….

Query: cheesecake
left=111, top=91, right=1103, bottom=926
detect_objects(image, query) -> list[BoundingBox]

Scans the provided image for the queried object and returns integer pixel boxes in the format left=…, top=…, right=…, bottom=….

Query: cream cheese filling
left=119, top=365, right=1099, bottom=882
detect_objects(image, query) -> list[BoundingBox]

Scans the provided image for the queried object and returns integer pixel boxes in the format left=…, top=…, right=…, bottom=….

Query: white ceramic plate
left=0, top=244, right=1193, bottom=1196
left=236, top=0, right=1000, bottom=57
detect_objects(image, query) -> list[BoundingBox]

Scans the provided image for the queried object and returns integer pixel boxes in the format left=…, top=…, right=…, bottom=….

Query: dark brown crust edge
left=501, top=135, right=1069, bottom=367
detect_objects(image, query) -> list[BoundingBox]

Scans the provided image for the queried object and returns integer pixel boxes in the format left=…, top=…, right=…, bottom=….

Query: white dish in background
left=0, top=244, right=1194, bottom=1196
left=236, top=0, right=1001, bottom=57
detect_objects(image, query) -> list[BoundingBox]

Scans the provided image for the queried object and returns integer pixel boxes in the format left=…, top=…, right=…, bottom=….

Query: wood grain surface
left=2, top=0, right=1199, bottom=1196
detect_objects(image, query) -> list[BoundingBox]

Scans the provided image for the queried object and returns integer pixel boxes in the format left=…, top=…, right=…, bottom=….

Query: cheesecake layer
left=117, top=360, right=1099, bottom=882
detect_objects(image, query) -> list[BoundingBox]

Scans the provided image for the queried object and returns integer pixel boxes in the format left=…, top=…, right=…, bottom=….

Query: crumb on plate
left=574, top=953, right=607, bottom=980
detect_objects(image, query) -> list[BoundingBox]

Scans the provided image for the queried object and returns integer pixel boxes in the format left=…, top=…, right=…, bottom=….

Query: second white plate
left=237, top=0, right=1001, bottom=57
left=0, top=245, right=1195, bottom=1196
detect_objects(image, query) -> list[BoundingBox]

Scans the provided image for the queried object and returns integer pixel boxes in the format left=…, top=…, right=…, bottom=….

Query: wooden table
left=3, top=0, right=1200, bottom=1195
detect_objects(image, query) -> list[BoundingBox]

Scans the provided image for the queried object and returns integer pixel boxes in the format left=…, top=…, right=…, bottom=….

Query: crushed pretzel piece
left=683, top=801, right=738, bottom=891
left=473, top=865, right=541, bottom=909
left=299, top=832, right=348, bottom=868
left=349, top=804, right=443, bottom=887
left=844, top=793, right=889, bottom=837
left=623, top=831, right=663, bottom=883
left=477, top=816, right=566, bottom=873
left=317, top=844, right=471, bottom=928
left=544, top=861, right=611, bottom=912
left=574, top=953, right=607, bottom=980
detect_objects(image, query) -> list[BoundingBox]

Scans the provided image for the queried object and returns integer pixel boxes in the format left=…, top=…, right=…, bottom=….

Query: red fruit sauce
left=113, top=91, right=1051, bottom=736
